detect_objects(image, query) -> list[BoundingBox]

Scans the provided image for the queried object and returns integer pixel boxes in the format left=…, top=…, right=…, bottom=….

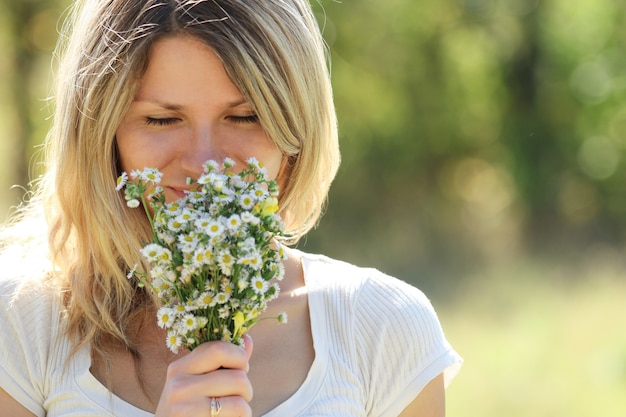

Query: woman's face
left=116, top=35, right=284, bottom=202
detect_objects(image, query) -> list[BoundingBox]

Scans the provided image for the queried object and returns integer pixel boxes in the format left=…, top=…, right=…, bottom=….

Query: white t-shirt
left=0, top=251, right=462, bottom=417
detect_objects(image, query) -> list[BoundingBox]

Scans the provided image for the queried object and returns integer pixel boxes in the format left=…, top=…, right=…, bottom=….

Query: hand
left=155, top=334, right=254, bottom=417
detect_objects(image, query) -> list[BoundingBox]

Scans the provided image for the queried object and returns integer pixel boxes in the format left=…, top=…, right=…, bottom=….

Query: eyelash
left=144, top=115, right=259, bottom=126
left=230, top=114, right=259, bottom=124
left=145, top=117, right=178, bottom=126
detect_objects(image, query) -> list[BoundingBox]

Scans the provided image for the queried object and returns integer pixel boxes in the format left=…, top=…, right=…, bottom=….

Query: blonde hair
left=23, top=0, right=339, bottom=358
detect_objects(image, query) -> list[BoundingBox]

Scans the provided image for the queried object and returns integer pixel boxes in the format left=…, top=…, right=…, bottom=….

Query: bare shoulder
left=0, top=387, right=38, bottom=417
left=398, top=373, right=446, bottom=417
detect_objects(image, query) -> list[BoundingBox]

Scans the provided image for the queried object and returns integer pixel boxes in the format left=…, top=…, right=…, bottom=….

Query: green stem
left=140, top=193, right=156, bottom=234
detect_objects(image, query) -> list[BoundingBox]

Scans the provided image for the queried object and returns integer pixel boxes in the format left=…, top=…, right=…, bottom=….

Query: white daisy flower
left=182, top=314, right=198, bottom=331
left=166, top=331, right=182, bottom=354
left=177, top=233, right=199, bottom=253
left=237, top=278, right=249, bottom=291
left=202, top=159, right=219, bottom=172
left=220, top=280, right=234, bottom=295
left=217, top=251, right=234, bottom=275
left=225, top=214, right=242, bottom=231
left=197, top=317, right=208, bottom=329
left=273, top=261, right=286, bottom=281
left=246, top=157, right=260, bottom=169
left=241, top=211, right=260, bottom=225
left=213, top=178, right=226, bottom=192
left=251, top=276, right=268, bottom=294
left=197, top=173, right=210, bottom=186
left=126, top=263, right=138, bottom=279
left=238, top=252, right=262, bottom=271
left=148, top=186, right=163, bottom=200
left=116, top=172, right=128, bottom=191
left=218, top=306, right=230, bottom=319
left=200, top=172, right=222, bottom=185
left=205, top=280, right=218, bottom=292
left=239, top=193, right=255, bottom=210
left=206, top=221, right=224, bottom=237
left=222, top=328, right=232, bottom=342
left=196, top=292, right=216, bottom=308
left=277, top=312, right=288, bottom=324
left=191, top=247, right=209, bottom=268
left=238, top=237, right=256, bottom=251
left=141, top=243, right=167, bottom=263
left=179, top=267, right=192, bottom=284
left=215, top=193, right=235, bottom=205
left=127, top=199, right=140, bottom=208
left=231, top=178, right=248, bottom=190
left=157, top=231, right=176, bottom=245
left=253, top=186, right=268, bottom=199
left=267, top=283, right=281, bottom=300
left=194, top=215, right=212, bottom=230
left=140, top=167, right=163, bottom=184
left=164, top=201, right=182, bottom=215
left=215, top=291, right=231, bottom=304
left=187, top=190, right=204, bottom=203
left=164, top=268, right=177, bottom=282
left=204, top=202, right=218, bottom=216
left=155, top=278, right=172, bottom=294
left=167, top=218, right=185, bottom=232
left=223, top=157, right=235, bottom=168
left=177, top=209, right=196, bottom=223
left=157, top=307, right=174, bottom=328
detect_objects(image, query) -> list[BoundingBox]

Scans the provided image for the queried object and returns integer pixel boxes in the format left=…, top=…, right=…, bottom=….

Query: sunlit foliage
left=1, top=0, right=626, bottom=283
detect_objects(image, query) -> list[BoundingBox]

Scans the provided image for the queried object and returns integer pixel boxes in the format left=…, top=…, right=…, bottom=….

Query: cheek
left=275, top=155, right=293, bottom=191
left=116, top=128, right=177, bottom=172
left=255, top=139, right=285, bottom=180
left=115, top=135, right=132, bottom=173
left=225, top=133, right=283, bottom=178
left=260, top=154, right=285, bottom=185
left=116, top=135, right=147, bottom=173
left=115, top=135, right=133, bottom=171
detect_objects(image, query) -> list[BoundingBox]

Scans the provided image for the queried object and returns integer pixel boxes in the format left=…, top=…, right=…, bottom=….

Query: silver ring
left=210, top=397, right=222, bottom=417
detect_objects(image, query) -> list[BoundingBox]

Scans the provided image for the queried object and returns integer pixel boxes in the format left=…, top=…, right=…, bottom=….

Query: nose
left=180, top=126, right=222, bottom=177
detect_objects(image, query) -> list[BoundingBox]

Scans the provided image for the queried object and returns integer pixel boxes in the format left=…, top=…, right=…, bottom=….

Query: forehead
left=134, top=35, right=245, bottom=106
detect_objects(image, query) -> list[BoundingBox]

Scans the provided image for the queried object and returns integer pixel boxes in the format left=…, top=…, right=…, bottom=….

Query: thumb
left=242, top=333, right=254, bottom=360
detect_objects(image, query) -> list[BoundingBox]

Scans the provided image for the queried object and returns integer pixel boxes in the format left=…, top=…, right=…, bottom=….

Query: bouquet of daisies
left=117, top=157, right=287, bottom=353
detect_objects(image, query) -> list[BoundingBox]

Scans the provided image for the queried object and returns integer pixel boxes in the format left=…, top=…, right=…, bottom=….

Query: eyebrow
left=226, top=99, right=249, bottom=108
left=133, top=97, right=249, bottom=110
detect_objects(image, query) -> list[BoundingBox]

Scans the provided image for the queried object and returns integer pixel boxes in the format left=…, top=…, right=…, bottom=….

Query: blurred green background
left=1, top=0, right=625, bottom=415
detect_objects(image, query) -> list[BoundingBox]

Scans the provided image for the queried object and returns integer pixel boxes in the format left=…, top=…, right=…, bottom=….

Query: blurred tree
left=0, top=0, right=67, bottom=219
left=2, top=0, right=626, bottom=289
left=302, top=0, right=626, bottom=288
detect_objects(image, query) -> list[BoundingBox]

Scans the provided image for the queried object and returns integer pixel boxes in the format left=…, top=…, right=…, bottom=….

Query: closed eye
left=145, top=117, right=179, bottom=126
left=229, top=114, right=259, bottom=124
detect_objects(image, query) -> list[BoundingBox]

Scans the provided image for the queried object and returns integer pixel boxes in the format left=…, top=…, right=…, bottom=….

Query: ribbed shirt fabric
left=0, top=250, right=462, bottom=417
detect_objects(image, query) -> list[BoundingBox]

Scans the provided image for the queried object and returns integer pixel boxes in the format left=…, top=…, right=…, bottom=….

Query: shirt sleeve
left=354, top=270, right=462, bottom=417
left=0, top=277, right=57, bottom=417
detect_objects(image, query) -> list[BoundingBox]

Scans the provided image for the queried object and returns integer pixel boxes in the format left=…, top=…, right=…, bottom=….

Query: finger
left=210, top=395, right=252, bottom=417
left=168, top=340, right=250, bottom=376
left=161, top=370, right=253, bottom=406
left=242, top=334, right=253, bottom=360
left=191, top=369, right=253, bottom=401
left=156, top=394, right=252, bottom=417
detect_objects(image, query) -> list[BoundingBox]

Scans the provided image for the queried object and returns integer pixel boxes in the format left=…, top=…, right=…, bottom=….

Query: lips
left=167, top=186, right=192, bottom=200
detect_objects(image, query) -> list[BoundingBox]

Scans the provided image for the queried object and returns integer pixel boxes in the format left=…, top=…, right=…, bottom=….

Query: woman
left=0, top=1, right=462, bottom=416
